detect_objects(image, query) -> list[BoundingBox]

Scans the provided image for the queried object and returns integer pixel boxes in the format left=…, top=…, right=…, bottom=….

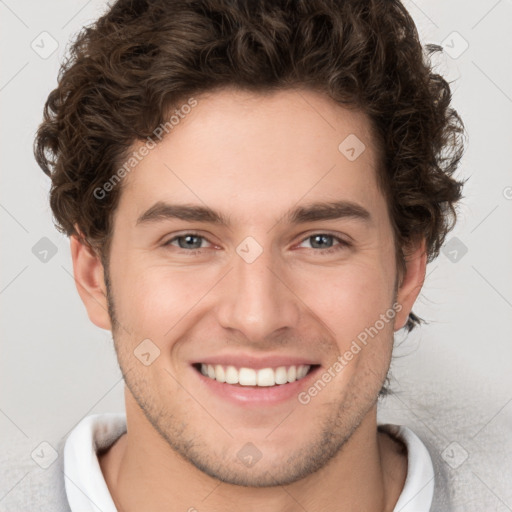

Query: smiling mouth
left=192, top=363, right=320, bottom=387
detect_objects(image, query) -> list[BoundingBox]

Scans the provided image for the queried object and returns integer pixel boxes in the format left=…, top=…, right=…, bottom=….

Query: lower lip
left=192, top=365, right=321, bottom=406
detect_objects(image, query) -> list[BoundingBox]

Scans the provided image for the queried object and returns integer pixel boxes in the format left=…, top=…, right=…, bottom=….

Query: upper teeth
left=200, top=364, right=311, bottom=386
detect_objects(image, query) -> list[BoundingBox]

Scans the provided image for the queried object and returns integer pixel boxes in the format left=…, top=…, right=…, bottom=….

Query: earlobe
left=394, top=238, right=427, bottom=331
left=70, top=232, right=112, bottom=331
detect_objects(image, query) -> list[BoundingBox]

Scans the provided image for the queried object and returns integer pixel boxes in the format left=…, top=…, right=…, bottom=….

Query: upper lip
left=192, top=354, right=320, bottom=370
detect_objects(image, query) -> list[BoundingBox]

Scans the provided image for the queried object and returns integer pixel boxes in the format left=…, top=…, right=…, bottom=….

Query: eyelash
left=162, top=232, right=351, bottom=256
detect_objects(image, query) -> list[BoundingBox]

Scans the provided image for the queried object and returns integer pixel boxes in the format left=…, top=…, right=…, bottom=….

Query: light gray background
left=1, top=0, right=511, bottom=509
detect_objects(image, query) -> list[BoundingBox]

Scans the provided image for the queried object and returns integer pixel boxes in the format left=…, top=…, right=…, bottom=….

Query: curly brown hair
left=34, top=0, right=465, bottom=334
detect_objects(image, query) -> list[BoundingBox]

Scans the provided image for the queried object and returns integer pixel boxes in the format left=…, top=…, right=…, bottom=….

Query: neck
left=99, top=397, right=407, bottom=512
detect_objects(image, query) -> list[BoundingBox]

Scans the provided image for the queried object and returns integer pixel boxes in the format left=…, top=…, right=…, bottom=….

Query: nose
left=215, top=242, right=301, bottom=344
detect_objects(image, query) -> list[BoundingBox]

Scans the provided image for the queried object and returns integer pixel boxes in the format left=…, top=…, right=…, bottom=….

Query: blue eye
left=163, top=232, right=350, bottom=256
left=298, top=234, right=349, bottom=254
left=164, top=233, right=209, bottom=251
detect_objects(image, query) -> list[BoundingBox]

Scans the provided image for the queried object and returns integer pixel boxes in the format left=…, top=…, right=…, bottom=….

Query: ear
left=70, top=231, right=112, bottom=331
left=394, top=238, right=427, bottom=331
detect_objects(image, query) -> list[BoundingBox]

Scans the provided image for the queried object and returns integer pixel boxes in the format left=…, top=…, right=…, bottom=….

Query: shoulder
left=0, top=434, right=71, bottom=512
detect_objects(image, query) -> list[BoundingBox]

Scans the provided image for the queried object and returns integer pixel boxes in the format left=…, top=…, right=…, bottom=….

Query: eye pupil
left=179, top=235, right=202, bottom=249
left=311, top=234, right=333, bottom=249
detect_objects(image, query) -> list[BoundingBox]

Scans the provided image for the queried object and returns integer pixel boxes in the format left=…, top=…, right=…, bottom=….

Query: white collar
left=379, top=423, right=435, bottom=511
left=64, top=414, right=434, bottom=511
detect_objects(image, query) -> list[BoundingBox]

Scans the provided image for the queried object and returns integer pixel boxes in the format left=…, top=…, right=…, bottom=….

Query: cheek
left=111, top=262, right=219, bottom=339
left=305, top=264, right=396, bottom=399
left=292, top=260, right=395, bottom=343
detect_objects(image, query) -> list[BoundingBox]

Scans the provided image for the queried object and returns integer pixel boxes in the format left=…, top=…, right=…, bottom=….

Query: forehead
left=117, top=88, right=385, bottom=224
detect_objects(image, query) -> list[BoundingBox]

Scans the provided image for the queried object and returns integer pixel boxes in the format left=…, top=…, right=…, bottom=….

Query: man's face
left=92, top=88, right=414, bottom=486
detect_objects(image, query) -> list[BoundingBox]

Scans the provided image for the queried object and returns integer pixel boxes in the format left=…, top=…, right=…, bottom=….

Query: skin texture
left=71, top=88, right=426, bottom=511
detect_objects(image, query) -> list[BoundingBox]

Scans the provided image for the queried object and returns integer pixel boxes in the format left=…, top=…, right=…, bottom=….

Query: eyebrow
left=135, top=200, right=371, bottom=227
